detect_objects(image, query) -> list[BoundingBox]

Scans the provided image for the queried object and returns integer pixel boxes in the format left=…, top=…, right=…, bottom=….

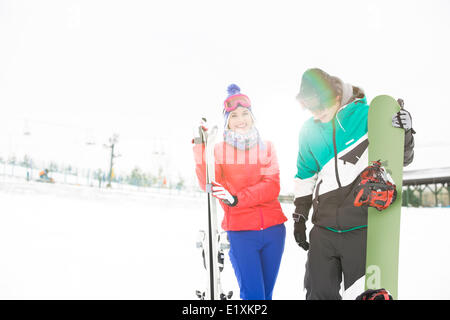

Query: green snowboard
left=365, top=95, right=404, bottom=299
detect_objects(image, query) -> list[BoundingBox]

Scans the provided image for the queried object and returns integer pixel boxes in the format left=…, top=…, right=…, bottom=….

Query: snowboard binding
left=356, top=288, right=393, bottom=300
left=354, top=160, right=397, bottom=211
left=195, top=230, right=233, bottom=300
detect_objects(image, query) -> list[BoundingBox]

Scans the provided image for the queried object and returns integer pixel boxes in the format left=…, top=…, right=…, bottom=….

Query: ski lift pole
left=107, top=143, right=114, bottom=187
left=104, top=134, right=119, bottom=188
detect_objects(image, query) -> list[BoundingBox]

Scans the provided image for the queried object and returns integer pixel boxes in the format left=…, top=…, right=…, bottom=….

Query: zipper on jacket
left=332, top=119, right=342, bottom=230
left=314, top=180, right=323, bottom=206
left=332, top=120, right=342, bottom=188
left=259, top=208, right=264, bottom=230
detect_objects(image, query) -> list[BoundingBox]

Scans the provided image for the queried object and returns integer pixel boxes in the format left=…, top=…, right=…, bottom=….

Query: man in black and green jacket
left=293, top=68, right=415, bottom=300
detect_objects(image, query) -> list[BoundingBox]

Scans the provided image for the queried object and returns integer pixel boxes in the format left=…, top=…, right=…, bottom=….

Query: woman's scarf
left=223, top=126, right=264, bottom=151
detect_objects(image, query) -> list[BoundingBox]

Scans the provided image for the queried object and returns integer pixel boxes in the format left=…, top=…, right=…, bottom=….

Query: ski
left=195, top=121, right=232, bottom=300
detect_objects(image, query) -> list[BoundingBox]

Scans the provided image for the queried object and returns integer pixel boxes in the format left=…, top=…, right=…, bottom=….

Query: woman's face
left=227, top=106, right=254, bottom=134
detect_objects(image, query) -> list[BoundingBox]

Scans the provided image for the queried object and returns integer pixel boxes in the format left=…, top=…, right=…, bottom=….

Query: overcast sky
left=1, top=0, right=449, bottom=190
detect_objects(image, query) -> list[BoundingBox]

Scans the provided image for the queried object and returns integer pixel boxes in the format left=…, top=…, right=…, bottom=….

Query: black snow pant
left=304, top=225, right=367, bottom=300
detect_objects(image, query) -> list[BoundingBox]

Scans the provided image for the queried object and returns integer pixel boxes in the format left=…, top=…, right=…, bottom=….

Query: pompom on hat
left=226, top=84, right=242, bottom=97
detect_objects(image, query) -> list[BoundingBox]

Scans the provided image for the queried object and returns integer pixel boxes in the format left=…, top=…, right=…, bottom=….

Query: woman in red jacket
left=193, top=84, right=287, bottom=300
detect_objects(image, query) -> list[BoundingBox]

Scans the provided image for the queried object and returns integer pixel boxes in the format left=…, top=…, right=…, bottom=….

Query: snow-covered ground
left=0, top=177, right=448, bottom=300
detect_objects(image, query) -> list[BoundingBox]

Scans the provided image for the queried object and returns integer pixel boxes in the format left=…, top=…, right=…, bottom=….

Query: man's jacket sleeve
left=403, top=129, right=415, bottom=167
left=293, top=132, right=319, bottom=219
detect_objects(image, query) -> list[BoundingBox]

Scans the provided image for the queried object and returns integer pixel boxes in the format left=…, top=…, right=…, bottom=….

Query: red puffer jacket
left=193, top=140, right=287, bottom=231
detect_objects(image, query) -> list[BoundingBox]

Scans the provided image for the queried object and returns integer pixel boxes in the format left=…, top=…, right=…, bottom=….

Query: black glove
left=391, top=99, right=416, bottom=166
left=293, top=213, right=309, bottom=251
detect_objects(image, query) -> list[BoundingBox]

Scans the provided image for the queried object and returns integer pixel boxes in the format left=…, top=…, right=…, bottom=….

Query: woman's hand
left=192, top=118, right=208, bottom=144
left=211, top=181, right=237, bottom=206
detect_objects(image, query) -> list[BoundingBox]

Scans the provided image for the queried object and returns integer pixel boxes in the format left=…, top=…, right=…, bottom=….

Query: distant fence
left=3, top=163, right=449, bottom=208
left=403, top=168, right=450, bottom=207
left=0, top=163, right=205, bottom=199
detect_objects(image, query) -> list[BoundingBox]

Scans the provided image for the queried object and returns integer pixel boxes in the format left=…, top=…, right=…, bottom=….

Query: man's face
left=311, top=104, right=338, bottom=122
left=307, top=97, right=341, bottom=123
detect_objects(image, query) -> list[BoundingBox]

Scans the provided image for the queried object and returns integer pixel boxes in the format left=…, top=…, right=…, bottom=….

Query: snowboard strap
left=353, top=160, right=397, bottom=211
left=356, top=288, right=393, bottom=300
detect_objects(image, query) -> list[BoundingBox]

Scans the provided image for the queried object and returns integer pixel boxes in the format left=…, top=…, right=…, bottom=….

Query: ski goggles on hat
left=224, top=94, right=251, bottom=112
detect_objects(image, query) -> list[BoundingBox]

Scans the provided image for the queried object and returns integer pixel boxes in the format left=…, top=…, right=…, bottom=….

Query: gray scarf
left=223, top=126, right=265, bottom=151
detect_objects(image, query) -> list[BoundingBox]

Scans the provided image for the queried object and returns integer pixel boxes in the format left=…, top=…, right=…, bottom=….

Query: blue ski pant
left=227, top=223, right=286, bottom=300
